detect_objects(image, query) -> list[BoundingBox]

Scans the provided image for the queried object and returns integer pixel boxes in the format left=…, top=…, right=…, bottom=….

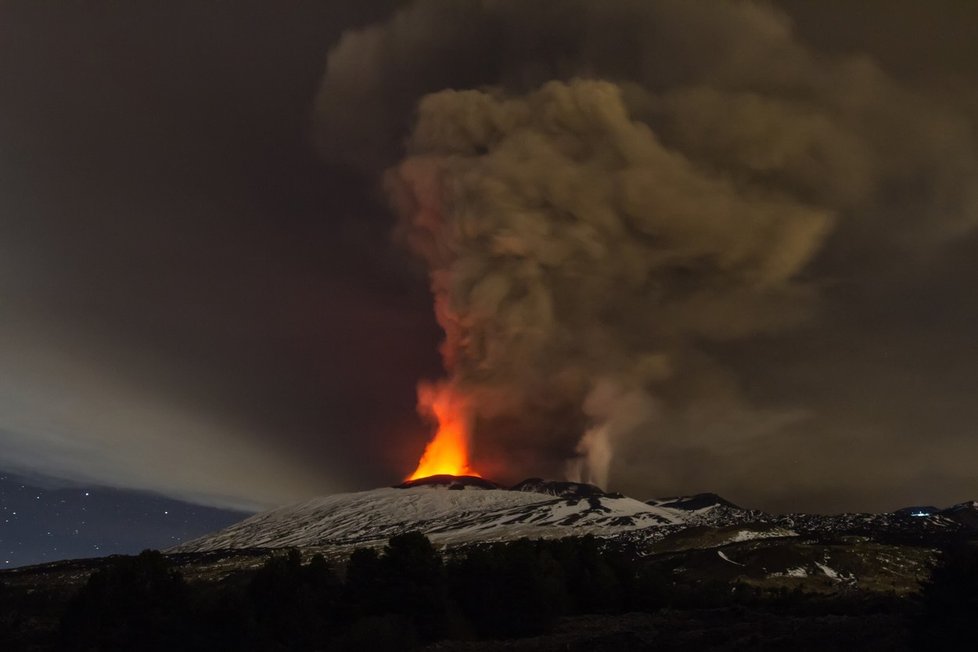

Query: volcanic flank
left=172, top=475, right=978, bottom=558
left=172, top=474, right=688, bottom=553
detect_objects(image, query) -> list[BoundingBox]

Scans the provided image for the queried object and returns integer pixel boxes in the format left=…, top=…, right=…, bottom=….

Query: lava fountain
left=407, top=382, right=480, bottom=480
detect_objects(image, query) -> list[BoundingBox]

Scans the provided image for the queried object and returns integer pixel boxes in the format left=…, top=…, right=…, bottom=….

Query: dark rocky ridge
left=395, top=474, right=501, bottom=490
left=395, top=474, right=621, bottom=498
left=510, top=477, right=617, bottom=499
left=650, top=493, right=742, bottom=511
left=939, top=501, right=978, bottom=529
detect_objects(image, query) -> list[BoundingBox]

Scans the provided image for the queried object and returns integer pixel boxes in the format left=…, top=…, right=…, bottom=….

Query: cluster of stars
left=0, top=474, right=248, bottom=568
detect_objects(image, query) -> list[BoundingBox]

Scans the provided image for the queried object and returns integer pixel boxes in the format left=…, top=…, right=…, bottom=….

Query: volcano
left=160, top=476, right=978, bottom=604
left=171, top=475, right=978, bottom=558
left=172, top=475, right=690, bottom=552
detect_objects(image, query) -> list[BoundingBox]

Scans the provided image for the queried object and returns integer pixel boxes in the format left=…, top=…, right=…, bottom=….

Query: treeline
left=53, top=533, right=669, bottom=651
left=912, top=542, right=978, bottom=650
left=6, top=534, right=973, bottom=650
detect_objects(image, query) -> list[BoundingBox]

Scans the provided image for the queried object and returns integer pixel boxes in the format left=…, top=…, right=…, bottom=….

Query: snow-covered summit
left=170, top=474, right=978, bottom=555
left=172, top=475, right=686, bottom=553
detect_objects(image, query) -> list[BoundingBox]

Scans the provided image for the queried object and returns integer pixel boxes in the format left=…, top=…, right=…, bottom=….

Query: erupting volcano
left=407, top=382, right=480, bottom=480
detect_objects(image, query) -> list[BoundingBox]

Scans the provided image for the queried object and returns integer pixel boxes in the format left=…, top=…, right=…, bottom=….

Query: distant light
left=910, top=511, right=930, bottom=517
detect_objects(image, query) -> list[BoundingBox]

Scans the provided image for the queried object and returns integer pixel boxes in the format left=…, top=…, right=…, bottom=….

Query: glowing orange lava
left=407, top=382, right=480, bottom=479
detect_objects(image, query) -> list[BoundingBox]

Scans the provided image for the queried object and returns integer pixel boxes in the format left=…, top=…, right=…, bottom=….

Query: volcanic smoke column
left=387, top=80, right=832, bottom=487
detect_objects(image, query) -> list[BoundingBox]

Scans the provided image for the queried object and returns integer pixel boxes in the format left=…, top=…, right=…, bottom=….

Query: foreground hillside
left=2, top=477, right=976, bottom=650
left=3, top=533, right=977, bottom=651
left=170, top=475, right=976, bottom=597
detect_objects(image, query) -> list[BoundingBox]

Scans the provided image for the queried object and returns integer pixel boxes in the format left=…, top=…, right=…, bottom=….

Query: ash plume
left=316, top=0, right=978, bottom=491
left=385, top=79, right=830, bottom=484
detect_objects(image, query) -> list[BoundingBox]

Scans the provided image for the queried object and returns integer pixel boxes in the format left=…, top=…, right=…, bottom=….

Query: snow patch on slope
left=727, top=528, right=798, bottom=543
left=173, top=486, right=685, bottom=552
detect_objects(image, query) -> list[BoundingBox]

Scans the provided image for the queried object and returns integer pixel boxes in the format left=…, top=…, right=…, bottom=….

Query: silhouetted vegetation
left=912, top=543, right=978, bottom=650
left=0, top=534, right=957, bottom=650
left=47, top=535, right=664, bottom=650
left=58, top=550, right=190, bottom=651
left=448, top=536, right=639, bottom=637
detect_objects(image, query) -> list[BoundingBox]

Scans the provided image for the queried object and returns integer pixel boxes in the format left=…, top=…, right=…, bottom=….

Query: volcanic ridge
left=173, top=475, right=978, bottom=558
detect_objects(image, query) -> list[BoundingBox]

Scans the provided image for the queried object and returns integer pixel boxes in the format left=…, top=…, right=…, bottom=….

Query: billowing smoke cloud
left=316, top=0, right=978, bottom=493
left=385, top=79, right=830, bottom=483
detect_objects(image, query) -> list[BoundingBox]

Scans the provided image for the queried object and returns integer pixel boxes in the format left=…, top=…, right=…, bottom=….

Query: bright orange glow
left=407, top=382, right=480, bottom=480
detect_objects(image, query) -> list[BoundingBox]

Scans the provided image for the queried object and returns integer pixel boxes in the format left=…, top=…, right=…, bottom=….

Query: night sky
left=0, top=473, right=245, bottom=568
left=2, top=0, right=978, bottom=566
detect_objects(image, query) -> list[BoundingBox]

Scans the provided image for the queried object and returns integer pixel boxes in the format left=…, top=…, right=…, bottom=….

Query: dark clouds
left=2, top=1, right=977, bottom=512
left=317, top=0, right=978, bottom=509
left=0, top=0, right=428, bottom=509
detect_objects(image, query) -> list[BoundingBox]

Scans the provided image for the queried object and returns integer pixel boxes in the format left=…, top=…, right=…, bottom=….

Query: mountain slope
left=173, top=479, right=688, bottom=552
left=172, top=475, right=976, bottom=560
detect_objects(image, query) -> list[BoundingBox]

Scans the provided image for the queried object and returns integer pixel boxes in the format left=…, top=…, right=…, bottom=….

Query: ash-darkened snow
left=174, top=476, right=976, bottom=556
